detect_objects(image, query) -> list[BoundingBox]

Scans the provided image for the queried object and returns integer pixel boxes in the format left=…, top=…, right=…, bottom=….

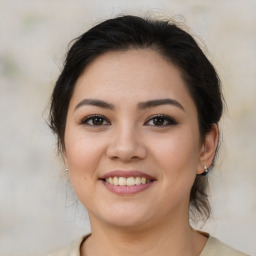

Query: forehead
left=71, top=49, right=195, bottom=110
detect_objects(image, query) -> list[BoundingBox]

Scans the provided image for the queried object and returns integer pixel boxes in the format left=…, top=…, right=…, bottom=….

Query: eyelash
left=144, top=114, right=177, bottom=127
left=80, top=114, right=177, bottom=127
left=81, top=114, right=110, bottom=126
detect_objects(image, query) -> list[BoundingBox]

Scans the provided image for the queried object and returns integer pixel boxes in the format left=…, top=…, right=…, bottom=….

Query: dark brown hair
left=49, top=15, right=224, bottom=220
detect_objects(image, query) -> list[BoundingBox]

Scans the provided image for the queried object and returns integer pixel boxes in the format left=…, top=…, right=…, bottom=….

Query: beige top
left=46, top=234, right=249, bottom=256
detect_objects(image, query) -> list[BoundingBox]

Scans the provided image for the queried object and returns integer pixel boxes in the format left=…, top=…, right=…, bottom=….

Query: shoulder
left=45, top=235, right=88, bottom=256
left=200, top=236, right=250, bottom=256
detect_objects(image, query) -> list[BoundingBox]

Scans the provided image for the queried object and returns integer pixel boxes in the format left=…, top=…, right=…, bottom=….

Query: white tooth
left=127, top=177, right=135, bottom=186
left=106, top=178, right=109, bottom=183
left=119, top=177, right=127, bottom=186
left=109, top=177, right=113, bottom=184
left=135, top=177, right=141, bottom=185
left=113, top=177, right=119, bottom=185
left=141, top=177, right=146, bottom=184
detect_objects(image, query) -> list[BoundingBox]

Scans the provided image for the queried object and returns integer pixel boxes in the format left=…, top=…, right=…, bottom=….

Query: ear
left=197, top=124, right=219, bottom=175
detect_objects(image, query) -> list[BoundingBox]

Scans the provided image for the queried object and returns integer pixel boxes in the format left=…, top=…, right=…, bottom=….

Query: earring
left=65, top=168, right=69, bottom=171
left=202, top=165, right=209, bottom=176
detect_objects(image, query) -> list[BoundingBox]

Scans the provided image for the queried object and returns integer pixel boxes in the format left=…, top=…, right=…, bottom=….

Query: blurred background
left=0, top=0, right=255, bottom=255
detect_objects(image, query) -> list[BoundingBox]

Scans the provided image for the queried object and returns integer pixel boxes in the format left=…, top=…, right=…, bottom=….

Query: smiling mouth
left=104, top=176, right=152, bottom=186
left=100, top=170, right=156, bottom=194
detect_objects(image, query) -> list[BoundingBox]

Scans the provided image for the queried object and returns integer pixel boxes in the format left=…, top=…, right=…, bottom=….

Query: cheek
left=64, top=132, right=105, bottom=205
left=149, top=128, right=200, bottom=182
left=64, top=130, right=105, bottom=177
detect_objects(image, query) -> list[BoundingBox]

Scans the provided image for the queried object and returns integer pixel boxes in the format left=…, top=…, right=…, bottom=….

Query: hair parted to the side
left=49, top=15, right=224, bottom=221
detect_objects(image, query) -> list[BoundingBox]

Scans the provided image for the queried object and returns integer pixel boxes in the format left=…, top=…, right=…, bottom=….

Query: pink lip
left=102, top=181, right=154, bottom=195
left=100, top=170, right=156, bottom=195
left=100, top=170, right=155, bottom=180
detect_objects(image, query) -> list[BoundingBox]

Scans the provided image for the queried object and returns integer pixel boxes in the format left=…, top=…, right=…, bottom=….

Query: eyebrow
left=138, top=98, right=185, bottom=111
left=74, top=99, right=115, bottom=111
left=74, top=98, right=184, bottom=112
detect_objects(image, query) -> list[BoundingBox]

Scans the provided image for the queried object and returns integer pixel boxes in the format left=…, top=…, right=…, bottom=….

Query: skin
left=64, top=49, right=218, bottom=256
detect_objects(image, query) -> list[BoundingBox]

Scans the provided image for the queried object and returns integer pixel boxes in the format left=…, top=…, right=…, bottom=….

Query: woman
left=47, top=15, right=248, bottom=256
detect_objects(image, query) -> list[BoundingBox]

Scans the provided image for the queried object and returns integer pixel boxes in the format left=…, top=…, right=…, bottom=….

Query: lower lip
left=102, top=180, right=155, bottom=195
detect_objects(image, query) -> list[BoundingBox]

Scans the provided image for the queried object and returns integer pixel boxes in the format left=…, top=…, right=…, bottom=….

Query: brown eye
left=92, top=117, right=104, bottom=125
left=81, top=115, right=110, bottom=126
left=153, top=117, right=165, bottom=126
left=145, top=115, right=177, bottom=126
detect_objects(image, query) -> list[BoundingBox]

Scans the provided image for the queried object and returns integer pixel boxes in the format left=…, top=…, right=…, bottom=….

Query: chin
left=90, top=204, right=154, bottom=229
left=106, top=216, right=151, bottom=229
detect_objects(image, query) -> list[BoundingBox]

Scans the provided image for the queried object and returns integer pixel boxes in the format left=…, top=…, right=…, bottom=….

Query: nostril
left=106, top=142, right=147, bottom=161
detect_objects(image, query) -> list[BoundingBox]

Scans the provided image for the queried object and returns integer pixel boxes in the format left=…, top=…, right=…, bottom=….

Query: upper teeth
left=105, top=176, right=150, bottom=186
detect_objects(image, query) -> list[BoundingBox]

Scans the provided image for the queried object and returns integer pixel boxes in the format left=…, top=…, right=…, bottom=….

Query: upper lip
left=100, top=170, right=156, bottom=180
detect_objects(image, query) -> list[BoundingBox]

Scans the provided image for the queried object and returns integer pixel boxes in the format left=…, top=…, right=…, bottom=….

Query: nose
left=106, top=124, right=147, bottom=162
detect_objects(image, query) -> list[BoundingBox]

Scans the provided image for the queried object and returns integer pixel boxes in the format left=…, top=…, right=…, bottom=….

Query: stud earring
left=202, top=165, right=209, bottom=176
left=65, top=168, right=69, bottom=171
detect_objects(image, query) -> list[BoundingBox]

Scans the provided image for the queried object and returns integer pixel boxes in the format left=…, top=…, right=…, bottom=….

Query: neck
left=81, top=212, right=207, bottom=256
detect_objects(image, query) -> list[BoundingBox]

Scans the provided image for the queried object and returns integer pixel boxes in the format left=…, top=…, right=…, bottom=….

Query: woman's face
left=64, top=49, right=215, bottom=229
